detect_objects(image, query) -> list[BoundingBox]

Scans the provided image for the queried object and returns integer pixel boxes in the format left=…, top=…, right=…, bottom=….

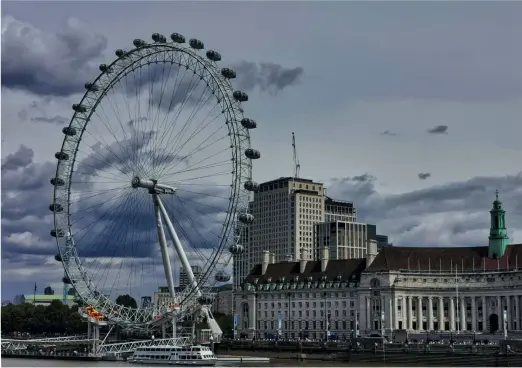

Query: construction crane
left=292, top=132, right=301, bottom=179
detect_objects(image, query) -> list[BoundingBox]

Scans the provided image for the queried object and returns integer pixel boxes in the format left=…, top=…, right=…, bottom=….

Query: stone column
left=482, top=296, right=487, bottom=332
left=450, top=297, right=455, bottom=331
left=497, top=296, right=502, bottom=332
left=408, top=296, right=413, bottom=330
left=471, top=296, right=477, bottom=331
left=417, top=296, right=422, bottom=330
left=439, top=297, right=444, bottom=331
left=389, top=296, right=394, bottom=331
left=515, top=295, right=522, bottom=331
left=366, top=297, right=371, bottom=330
left=506, top=296, right=511, bottom=330
left=428, top=297, right=434, bottom=331
left=460, top=297, right=466, bottom=331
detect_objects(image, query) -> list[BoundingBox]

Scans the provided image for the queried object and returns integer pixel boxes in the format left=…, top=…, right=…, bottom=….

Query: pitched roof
left=244, top=258, right=367, bottom=284
left=366, top=244, right=522, bottom=272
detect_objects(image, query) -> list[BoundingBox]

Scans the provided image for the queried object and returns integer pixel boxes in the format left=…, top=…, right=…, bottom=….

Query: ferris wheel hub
left=131, top=176, right=176, bottom=195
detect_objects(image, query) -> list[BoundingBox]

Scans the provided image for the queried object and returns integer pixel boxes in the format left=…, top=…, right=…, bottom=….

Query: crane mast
left=292, top=132, right=301, bottom=179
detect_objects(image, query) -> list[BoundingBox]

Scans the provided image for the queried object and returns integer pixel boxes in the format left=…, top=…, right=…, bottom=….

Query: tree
left=116, top=294, right=137, bottom=309
left=44, top=286, right=54, bottom=295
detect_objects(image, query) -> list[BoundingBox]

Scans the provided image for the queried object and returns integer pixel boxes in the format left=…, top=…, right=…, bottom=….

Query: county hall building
left=234, top=192, right=522, bottom=339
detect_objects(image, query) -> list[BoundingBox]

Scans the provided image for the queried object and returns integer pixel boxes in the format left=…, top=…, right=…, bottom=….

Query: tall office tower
left=325, top=197, right=357, bottom=222
left=314, top=221, right=377, bottom=260
left=233, top=177, right=326, bottom=290
left=179, top=265, right=203, bottom=288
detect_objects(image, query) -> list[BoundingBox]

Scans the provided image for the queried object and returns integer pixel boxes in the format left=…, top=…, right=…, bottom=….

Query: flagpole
left=33, top=282, right=37, bottom=304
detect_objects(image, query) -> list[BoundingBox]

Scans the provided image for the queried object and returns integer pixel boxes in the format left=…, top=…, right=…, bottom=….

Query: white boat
left=128, top=344, right=216, bottom=366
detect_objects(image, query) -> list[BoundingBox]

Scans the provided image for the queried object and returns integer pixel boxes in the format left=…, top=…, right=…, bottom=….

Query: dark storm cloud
left=328, top=172, right=522, bottom=247
left=1, top=15, right=107, bottom=96
left=428, top=125, right=449, bottom=134
left=418, top=172, right=431, bottom=180
left=232, top=61, right=304, bottom=94
left=1, top=145, right=34, bottom=171
left=31, top=115, right=69, bottom=125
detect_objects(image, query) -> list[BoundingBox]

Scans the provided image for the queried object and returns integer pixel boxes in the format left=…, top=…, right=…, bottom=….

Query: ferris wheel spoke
left=162, top=146, right=230, bottom=179
left=74, top=159, right=128, bottom=182
left=75, top=144, right=129, bottom=177
left=69, top=186, right=129, bottom=206
left=69, top=188, right=130, bottom=227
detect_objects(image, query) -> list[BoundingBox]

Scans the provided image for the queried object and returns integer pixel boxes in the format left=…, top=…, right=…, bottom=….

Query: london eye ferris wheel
left=49, top=32, right=260, bottom=333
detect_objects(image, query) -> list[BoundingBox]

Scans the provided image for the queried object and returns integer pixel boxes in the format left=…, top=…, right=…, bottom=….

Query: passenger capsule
left=241, top=118, right=257, bottom=129
left=221, top=68, right=236, bottom=79
left=233, top=91, right=248, bottom=102
left=170, top=33, right=186, bottom=43
left=244, top=180, right=259, bottom=192
left=189, top=38, right=204, bottom=50
left=238, top=213, right=254, bottom=225
left=115, top=49, right=126, bottom=57
left=133, top=39, right=147, bottom=48
left=245, top=148, right=261, bottom=160
left=99, top=64, right=111, bottom=72
left=54, top=254, right=62, bottom=262
left=85, top=83, right=99, bottom=91
left=55, top=151, right=69, bottom=160
left=62, top=277, right=73, bottom=284
left=229, top=244, right=244, bottom=255
left=72, top=104, right=87, bottom=113
left=62, top=127, right=77, bottom=136
left=206, top=50, right=221, bottom=62
left=50, top=177, right=65, bottom=186
left=215, top=271, right=231, bottom=282
left=49, top=204, right=64, bottom=213
left=197, top=295, right=213, bottom=305
left=50, top=229, right=65, bottom=238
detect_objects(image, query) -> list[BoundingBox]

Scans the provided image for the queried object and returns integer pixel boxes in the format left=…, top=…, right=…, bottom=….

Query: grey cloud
left=328, top=172, right=522, bottom=247
left=233, top=61, right=304, bottom=94
left=1, top=145, right=34, bottom=171
left=1, top=15, right=107, bottom=96
left=428, top=125, right=448, bottom=134
left=418, top=172, right=431, bottom=180
left=381, top=130, right=397, bottom=136
left=31, top=115, right=69, bottom=125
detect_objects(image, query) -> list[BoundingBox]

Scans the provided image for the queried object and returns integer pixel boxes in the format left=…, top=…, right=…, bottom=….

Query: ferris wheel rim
left=51, top=36, right=255, bottom=326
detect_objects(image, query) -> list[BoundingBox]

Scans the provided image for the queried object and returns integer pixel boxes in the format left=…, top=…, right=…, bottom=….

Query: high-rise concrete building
left=179, top=265, right=203, bottom=288
left=233, top=177, right=358, bottom=291
left=376, top=234, right=392, bottom=251
left=314, top=221, right=377, bottom=260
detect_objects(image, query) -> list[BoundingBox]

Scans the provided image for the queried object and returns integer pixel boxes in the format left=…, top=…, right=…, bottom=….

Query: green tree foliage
left=1, top=301, right=85, bottom=335
left=115, top=294, right=137, bottom=309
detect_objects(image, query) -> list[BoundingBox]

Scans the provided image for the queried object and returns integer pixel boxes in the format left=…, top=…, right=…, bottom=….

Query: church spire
left=488, top=189, right=509, bottom=258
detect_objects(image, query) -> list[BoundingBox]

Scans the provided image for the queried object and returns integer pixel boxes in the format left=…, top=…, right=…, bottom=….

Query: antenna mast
left=292, top=132, right=301, bottom=178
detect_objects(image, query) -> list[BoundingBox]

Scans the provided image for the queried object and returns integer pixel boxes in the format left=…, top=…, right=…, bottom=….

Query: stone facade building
left=234, top=192, right=522, bottom=339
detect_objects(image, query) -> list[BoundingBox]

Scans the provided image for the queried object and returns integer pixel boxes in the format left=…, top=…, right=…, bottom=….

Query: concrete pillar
left=428, top=297, right=434, bottom=331
left=438, top=297, right=444, bottom=331
left=390, top=296, right=396, bottom=330
left=417, top=296, right=422, bottom=330
left=506, top=296, right=511, bottom=330
left=515, top=296, right=520, bottom=330
left=450, top=297, right=455, bottom=331
left=408, top=296, right=413, bottom=330
left=366, top=297, right=371, bottom=330
left=497, top=296, right=502, bottom=332
left=482, top=296, right=487, bottom=332
left=471, top=297, right=477, bottom=331
left=460, top=297, right=466, bottom=331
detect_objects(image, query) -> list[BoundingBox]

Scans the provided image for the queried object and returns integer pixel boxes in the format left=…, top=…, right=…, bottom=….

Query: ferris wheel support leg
left=155, top=195, right=202, bottom=298
left=152, top=194, right=177, bottom=299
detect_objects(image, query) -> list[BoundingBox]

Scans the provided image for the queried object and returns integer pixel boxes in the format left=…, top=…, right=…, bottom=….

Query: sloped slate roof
left=366, top=244, right=522, bottom=272
left=244, top=258, right=367, bottom=284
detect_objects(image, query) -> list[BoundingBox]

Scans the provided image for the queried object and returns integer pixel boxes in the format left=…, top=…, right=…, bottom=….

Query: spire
left=488, top=190, right=509, bottom=258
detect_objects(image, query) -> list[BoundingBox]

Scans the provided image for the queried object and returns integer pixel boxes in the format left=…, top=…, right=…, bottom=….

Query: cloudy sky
left=2, top=1, right=522, bottom=302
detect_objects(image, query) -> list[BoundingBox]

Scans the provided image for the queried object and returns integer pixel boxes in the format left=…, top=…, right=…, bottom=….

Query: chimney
left=366, top=239, right=377, bottom=266
left=321, top=247, right=329, bottom=272
left=269, top=252, right=276, bottom=264
left=262, top=250, right=270, bottom=275
left=285, top=254, right=293, bottom=262
left=300, top=248, right=308, bottom=273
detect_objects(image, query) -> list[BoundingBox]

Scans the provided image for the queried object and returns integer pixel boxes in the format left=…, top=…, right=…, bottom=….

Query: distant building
left=314, top=221, right=377, bottom=260
left=376, top=234, right=392, bottom=251
left=141, top=296, right=152, bottom=309
left=17, top=294, right=76, bottom=307
left=179, top=265, right=203, bottom=289
left=324, top=197, right=357, bottom=223
left=212, top=284, right=233, bottom=315
left=44, top=286, right=54, bottom=295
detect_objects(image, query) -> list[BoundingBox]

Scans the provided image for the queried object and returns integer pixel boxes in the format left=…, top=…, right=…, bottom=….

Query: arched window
left=370, top=278, right=381, bottom=288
